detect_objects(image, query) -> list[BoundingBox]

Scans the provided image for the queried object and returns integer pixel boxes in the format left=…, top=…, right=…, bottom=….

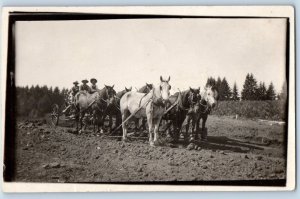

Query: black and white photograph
left=1, top=6, right=295, bottom=192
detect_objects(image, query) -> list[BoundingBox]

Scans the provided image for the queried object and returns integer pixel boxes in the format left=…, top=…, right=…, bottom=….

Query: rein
left=151, top=88, right=167, bottom=108
left=199, top=99, right=210, bottom=114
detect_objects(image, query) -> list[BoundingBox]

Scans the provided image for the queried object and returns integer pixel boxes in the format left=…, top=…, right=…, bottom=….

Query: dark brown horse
left=163, top=87, right=200, bottom=142
left=107, top=87, right=132, bottom=134
left=92, top=85, right=117, bottom=133
left=187, top=85, right=218, bottom=141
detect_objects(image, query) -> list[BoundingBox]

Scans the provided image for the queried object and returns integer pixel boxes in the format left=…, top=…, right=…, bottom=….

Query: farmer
left=62, top=81, right=79, bottom=114
left=71, top=81, right=80, bottom=96
left=80, top=79, right=91, bottom=92
left=90, top=78, right=98, bottom=93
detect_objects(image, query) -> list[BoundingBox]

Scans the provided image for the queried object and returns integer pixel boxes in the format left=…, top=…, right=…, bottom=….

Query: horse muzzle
left=211, top=103, right=216, bottom=109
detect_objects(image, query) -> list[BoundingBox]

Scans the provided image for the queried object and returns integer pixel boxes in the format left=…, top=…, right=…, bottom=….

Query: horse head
left=158, top=76, right=171, bottom=102
left=201, top=85, right=218, bottom=108
left=189, top=87, right=201, bottom=105
left=145, top=83, right=153, bottom=93
left=104, top=84, right=116, bottom=105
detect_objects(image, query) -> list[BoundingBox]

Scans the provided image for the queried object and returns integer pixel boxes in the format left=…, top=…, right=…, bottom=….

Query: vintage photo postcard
left=1, top=6, right=295, bottom=192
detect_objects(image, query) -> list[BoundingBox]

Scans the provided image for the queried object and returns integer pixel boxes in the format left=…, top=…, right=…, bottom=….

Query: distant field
left=211, top=100, right=287, bottom=121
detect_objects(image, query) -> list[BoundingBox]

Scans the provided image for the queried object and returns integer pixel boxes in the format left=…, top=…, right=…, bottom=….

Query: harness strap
left=138, top=92, right=149, bottom=107
left=199, top=100, right=210, bottom=114
left=111, top=97, right=152, bottom=134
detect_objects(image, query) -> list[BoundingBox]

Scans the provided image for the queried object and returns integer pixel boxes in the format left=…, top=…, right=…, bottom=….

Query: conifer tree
left=232, top=82, right=239, bottom=101
left=241, top=73, right=258, bottom=100
left=266, top=82, right=276, bottom=100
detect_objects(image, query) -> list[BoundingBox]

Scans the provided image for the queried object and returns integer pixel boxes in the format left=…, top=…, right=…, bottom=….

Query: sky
left=15, top=18, right=287, bottom=94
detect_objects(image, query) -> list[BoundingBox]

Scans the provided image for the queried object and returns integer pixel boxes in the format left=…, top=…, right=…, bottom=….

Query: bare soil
left=13, top=115, right=286, bottom=183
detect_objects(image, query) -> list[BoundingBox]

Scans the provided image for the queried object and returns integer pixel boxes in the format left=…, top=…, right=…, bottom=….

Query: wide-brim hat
left=82, top=79, right=89, bottom=83
left=73, top=81, right=79, bottom=85
left=90, top=78, right=97, bottom=83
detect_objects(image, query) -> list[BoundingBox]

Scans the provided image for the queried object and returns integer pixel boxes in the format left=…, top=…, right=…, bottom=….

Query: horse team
left=73, top=76, right=218, bottom=146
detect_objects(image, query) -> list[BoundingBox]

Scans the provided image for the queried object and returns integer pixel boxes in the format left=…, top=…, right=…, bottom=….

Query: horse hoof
left=189, top=137, right=195, bottom=143
left=122, top=138, right=128, bottom=142
left=150, top=142, right=155, bottom=147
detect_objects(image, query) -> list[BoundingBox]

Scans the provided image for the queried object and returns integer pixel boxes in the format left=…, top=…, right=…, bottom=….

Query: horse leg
left=122, top=110, right=130, bottom=142
left=142, top=118, right=147, bottom=131
left=99, top=112, right=104, bottom=134
left=76, top=111, right=79, bottom=132
left=147, top=115, right=154, bottom=146
left=153, top=117, right=162, bottom=146
left=92, top=110, right=97, bottom=134
left=185, top=115, right=191, bottom=142
left=195, top=116, right=201, bottom=140
left=115, top=113, right=122, bottom=135
left=79, top=111, right=85, bottom=134
left=191, top=115, right=197, bottom=141
left=108, top=114, right=112, bottom=133
left=201, top=115, right=208, bottom=141
left=165, top=120, right=172, bottom=138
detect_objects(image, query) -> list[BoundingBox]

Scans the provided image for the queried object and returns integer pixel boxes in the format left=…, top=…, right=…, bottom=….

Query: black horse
left=90, top=85, right=116, bottom=133
left=186, top=85, right=218, bottom=141
left=163, top=87, right=200, bottom=143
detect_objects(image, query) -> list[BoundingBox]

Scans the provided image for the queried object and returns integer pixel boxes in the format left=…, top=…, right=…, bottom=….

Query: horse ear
left=167, top=76, right=170, bottom=82
left=129, top=86, right=132, bottom=91
left=189, top=87, right=193, bottom=92
left=160, top=76, right=163, bottom=82
left=104, top=84, right=107, bottom=88
left=112, top=85, right=114, bottom=88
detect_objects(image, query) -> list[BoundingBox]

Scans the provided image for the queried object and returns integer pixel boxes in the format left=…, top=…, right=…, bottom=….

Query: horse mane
left=138, top=85, right=146, bottom=93
left=138, top=84, right=152, bottom=93
left=98, top=87, right=108, bottom=99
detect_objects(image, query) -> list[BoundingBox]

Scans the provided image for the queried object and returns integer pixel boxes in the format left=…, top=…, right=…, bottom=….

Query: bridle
left=151, top=86, right=167, bottom=107
left=177, top=90, right=197, bottom=111
left=198, top=96, right=211, bottom=114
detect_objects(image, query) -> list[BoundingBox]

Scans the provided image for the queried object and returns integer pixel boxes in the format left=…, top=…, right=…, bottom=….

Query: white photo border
left=1, top=6, right=295, bottom=192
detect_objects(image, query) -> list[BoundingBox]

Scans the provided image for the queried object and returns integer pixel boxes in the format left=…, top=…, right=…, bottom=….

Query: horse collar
left=199, top=99, right=210, bottom=114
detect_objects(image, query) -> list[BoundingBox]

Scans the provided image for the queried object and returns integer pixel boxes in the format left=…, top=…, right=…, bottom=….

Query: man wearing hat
left=71, top=81, right=80, bottom=96
left=90, top=78, right=98, bottom=93
left=63, top=81, right=79, bottom=114
left=80, top=79, right=91, bottom=92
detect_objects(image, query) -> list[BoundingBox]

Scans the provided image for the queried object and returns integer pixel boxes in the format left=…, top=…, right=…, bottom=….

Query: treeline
left=211, top=100, right=286, bottom=120
left=15, top=73, right=287, bottom=119
left=16, top=85, right=68, bottom=117
left=206, top=73, right=285, bottom=101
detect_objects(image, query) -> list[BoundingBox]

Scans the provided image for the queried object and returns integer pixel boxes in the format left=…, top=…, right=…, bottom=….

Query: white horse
left=120, top=76, right=171, bottom=146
